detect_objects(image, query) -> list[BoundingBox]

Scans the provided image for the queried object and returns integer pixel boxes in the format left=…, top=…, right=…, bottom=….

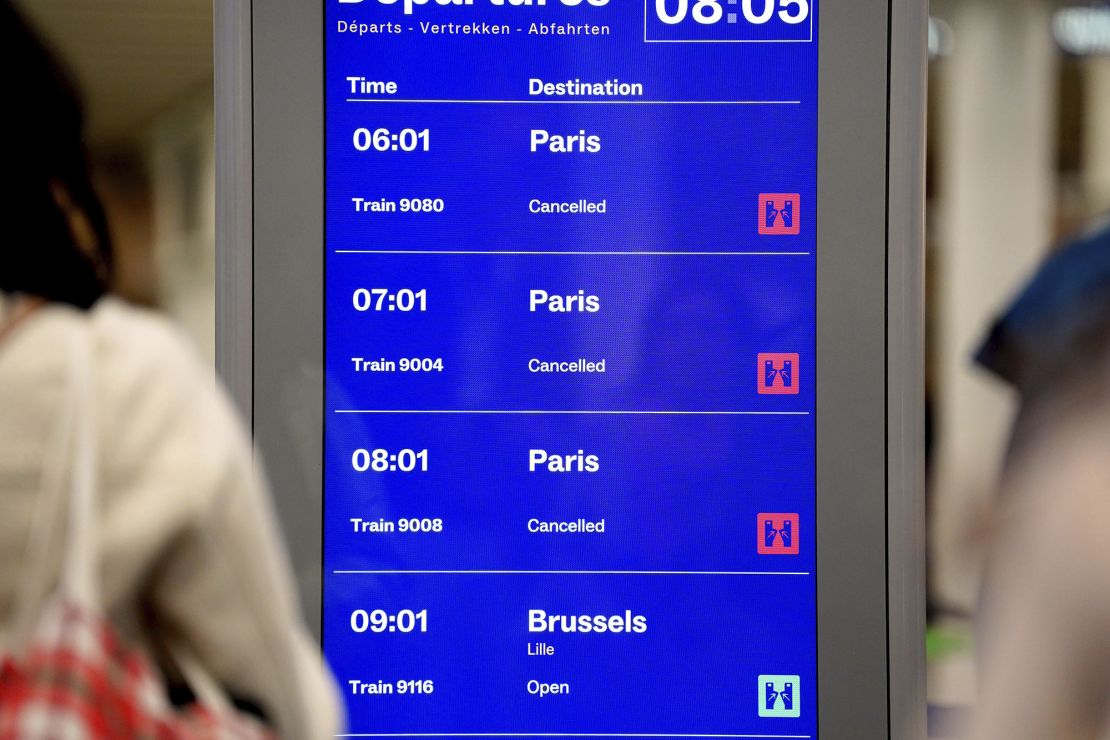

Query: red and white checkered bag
left=0, top=327, right=276, bottom=739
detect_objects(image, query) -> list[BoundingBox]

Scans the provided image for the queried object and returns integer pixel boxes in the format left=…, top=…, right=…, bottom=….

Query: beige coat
left=969, top=389, right=1110, bottom=739
left=0, top=297, right=341, bottom=738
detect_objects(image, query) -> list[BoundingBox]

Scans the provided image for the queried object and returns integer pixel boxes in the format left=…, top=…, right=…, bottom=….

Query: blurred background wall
left=14, top=0, right=1110, bottom=731
left=15, top=0, right=216, bottom=362
left=929, top=0, right=1110, bottom=613
left=924, top=0, right=1110, bottom=725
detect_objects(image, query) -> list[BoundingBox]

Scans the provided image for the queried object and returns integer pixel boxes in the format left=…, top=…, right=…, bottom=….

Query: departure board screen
left=324, top=0, right=818, bottom=736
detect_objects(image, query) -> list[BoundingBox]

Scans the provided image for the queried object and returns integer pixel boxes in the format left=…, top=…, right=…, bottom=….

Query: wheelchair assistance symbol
left=759, top=675, right=801, bottom=718
left=758, top=193, right=801, bottom=236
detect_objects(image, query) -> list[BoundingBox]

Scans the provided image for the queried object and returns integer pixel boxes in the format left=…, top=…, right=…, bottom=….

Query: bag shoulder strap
left=7, top=320, right=100, bottom=651
left=61, top=325, right=99, bottom=608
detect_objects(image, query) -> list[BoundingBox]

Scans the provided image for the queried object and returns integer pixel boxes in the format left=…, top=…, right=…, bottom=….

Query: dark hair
left=0, top=1, right=113, bottom=309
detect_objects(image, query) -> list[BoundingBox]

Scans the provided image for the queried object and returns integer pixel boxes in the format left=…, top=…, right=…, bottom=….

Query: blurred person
left=0, top=3, right=341, bottom=736
left=968, top=219, right=1110, bottom=739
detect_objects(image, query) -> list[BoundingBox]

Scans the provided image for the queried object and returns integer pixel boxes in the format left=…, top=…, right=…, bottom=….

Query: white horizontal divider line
left=334, top=570, right=811, bottom=576
left=334, top=250, right=812, bottom=256
left=334, top=410, right=809, bottom=416
left=345, top=98, right=801, bottom=105
left=336, top=735, right=811, bottom=739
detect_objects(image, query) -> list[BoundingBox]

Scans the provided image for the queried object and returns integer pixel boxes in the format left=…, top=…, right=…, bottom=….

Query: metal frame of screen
left=215, top=0, right=926, bottom=736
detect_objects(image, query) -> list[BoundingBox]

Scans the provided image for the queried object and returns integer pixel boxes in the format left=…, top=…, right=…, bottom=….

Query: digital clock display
left=324, top=0, right=818, bottom=736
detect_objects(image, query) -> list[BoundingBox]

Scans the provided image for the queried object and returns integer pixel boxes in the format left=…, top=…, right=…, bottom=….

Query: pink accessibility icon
left=758, top=353, right=800, bottom=395
left=758, top=193, right=801, bottom=236
left=758, top=513, right=800, bottom=556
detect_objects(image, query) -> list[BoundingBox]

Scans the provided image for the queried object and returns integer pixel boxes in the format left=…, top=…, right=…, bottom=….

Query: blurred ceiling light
left=928, top=16, right=955, bottom=60
left=1053, top=6, right=1110, bottom=55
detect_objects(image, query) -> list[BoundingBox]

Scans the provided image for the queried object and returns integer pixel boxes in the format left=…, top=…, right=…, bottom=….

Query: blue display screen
left=324, top=0, right=818, bottom=736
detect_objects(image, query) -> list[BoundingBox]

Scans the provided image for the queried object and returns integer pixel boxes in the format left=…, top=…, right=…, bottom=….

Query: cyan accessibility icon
left=758, top=675, right=801, bottom=718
